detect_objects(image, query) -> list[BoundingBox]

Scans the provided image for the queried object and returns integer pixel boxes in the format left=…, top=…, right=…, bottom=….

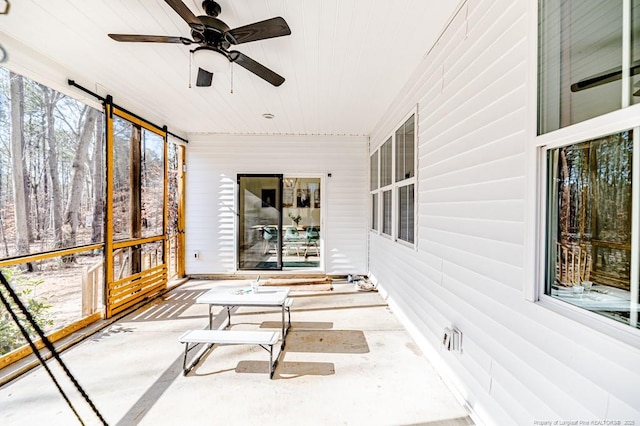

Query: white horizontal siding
left=185, top=134, right=368, bottom=276
left=369, top=0, right=640, bottom=424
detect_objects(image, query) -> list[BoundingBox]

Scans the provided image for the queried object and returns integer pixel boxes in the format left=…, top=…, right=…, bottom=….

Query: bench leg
left=182, top=342, right=214, bottom=376
left=182, top=342, right=200, bottom=376
left=281, top=304, right=291, bottom=350
left=269, top=344, right=275, bottom=379
left=258, top=343, right=279, bottom=379
left=281, top=306, right=286, bottom=349
left=182, top=342, right=190, bottom=375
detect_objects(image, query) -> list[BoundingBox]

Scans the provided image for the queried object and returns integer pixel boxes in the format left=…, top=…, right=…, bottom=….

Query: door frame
left=237, top=174, right=284, bottom=271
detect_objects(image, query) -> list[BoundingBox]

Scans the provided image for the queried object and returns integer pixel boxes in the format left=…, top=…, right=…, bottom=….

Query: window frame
left=380, top=138, right=393, bottom=238
left=369, top=109, right=417, bottom=247
left=537, top=0, right=627, bottom=134
left=534, top=0, right=640, bottom=345
left=536, top=128, right=640, bottom=344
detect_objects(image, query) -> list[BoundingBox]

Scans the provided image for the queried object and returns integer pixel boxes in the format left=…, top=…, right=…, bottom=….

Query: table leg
left=281, top=304, right=286, bottom=349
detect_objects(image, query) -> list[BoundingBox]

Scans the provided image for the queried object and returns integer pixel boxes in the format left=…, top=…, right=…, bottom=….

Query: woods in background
left=0, top=68, right=105, bottom=264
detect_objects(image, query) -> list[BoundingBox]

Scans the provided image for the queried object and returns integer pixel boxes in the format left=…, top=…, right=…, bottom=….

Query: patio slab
left=0, top=279, right=474, bottom=426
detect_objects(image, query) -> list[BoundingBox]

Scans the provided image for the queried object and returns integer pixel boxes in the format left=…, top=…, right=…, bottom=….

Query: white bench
left=179, top=329, right=281, bottom=378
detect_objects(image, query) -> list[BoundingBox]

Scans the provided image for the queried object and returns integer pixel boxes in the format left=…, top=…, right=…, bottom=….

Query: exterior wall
left=185, top=134, right=368, bottom=276
left=368, top=0, right=640, bottom=425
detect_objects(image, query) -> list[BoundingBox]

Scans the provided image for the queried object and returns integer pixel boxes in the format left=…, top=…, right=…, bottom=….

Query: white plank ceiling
left=0, top=0, right=459, bottom=137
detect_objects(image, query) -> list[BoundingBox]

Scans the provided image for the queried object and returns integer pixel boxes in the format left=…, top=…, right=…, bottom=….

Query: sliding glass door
left=238, top=174, right=283, bottom=270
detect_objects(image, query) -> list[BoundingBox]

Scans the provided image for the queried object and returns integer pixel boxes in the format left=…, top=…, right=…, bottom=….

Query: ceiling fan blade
left=164, top=0, right=205, bottom=32
left=225, top=17, right=291, bottom=45
left=571, top=60, right=640, bottom=92
left=196, top=68, right=213, bottom=87
left=229, top=51, right=285, bottom=86
left=108, top=34, right=193, bottom=44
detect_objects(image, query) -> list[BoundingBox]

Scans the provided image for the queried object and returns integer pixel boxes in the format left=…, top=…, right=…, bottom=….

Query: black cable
left=0, top=270, right=108, bottom=425
left=0, top=284, right=85, bottom=425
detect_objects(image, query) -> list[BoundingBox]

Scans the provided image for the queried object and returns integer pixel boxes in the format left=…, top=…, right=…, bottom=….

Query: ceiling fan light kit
left=107, top=0, right=290, bottom=88
left=193, top=47, right=229, bottom=73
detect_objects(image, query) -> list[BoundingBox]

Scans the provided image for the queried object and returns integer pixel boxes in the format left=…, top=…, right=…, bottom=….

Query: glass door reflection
left=282, top=177, right=321, bottom=269
left=238, top=174, right=283, bottom=270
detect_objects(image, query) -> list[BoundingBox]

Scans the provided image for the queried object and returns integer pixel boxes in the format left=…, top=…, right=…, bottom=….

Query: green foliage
left=0, top=267, right=53, bottom=356
left=288, top=212, right=301, bottom=225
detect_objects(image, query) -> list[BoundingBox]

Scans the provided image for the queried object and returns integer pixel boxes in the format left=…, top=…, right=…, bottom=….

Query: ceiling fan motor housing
left=192, top=15, right=231, bottom=49
left=191, top=16, right=230, bottom=49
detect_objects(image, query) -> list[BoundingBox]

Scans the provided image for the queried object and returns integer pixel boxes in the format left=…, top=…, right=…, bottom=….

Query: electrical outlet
left=442, top=327, right=452, bottom=350
left=451, top=328, right=462, bottom=353
left=442, top=327, right=462, bottom=353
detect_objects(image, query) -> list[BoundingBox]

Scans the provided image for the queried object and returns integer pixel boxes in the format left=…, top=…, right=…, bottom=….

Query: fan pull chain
left=188, top=51, right=193, bottom=88
left=230, top=62, right=234, bottom=94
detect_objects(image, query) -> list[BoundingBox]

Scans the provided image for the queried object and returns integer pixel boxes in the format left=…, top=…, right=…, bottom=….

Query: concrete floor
left=0, top=279, right=474, bottom=426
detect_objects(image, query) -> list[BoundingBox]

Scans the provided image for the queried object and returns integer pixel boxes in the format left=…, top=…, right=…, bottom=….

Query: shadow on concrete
left=115, top=353, right=184, bottom=426
left=236, top=360, right=335, bottom=377
left=284, top=329, right=369, bottom=354
left=260, top=320, right=334, bottom=329
left=125, top=289, right=209, bottom=322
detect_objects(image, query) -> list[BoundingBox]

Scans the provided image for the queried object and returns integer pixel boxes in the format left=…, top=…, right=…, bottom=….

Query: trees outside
left=0, top=67, right=106, bottom=341
left=0, top=67, right=179, bottom=353
left=0, top=267, right=53, bottom=356
left=0, top=68, right=105, bottom=259
left=8, top=72, right=29, bottom=259
left=553, top=131, right=633, bottom=290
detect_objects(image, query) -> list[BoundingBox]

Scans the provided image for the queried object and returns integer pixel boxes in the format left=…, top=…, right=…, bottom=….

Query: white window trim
left=525, top=112, right=640, bottom=348
left=382, top=136, right=393, bottom=237
left=381, top=189, right=394, bottom=239
left=369, top=150, right=381, bottom=234
left=531, top=0, right=640, bottom=345
left=369, top=108, right=418, bottom=247
left=395, top=181, right=416, bottom=247
left=394, top=108, right=418, bottom=248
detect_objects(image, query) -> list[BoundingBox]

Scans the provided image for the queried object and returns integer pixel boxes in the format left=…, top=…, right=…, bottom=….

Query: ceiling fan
left=108, top=0, right=291, bottom=87
left=571, top=60, right=640, bottom=95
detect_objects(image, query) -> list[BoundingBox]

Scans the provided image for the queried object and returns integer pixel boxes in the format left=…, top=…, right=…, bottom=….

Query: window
left=538, top=0, right=640, bottom=134
left=395, top=115, right=416, bottom=243
left=538, top=1, right=640, bottom=334
left=112, top=118, right=165, bottom=241
left=370, top=151, right=379, bottom=191
left=370, top=152, right=379, bottom=231
left=545, top=131, right=638, bottom=330
left=0, top=69, right=105, bottom=258
left=369, top=112, right=416, bottom=244
left=380, top=138, right=393, bottom=236
left=0, top=68, right=106, bottom=355
left=398, top=184, right=414, bottom=244
left=380, top=138, right=392, bottom=187
left=382, top=190, right=392, bottom=235
left=396, top=115, right=415, bottom=181
left=371, top=193, right=379, bottom=231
